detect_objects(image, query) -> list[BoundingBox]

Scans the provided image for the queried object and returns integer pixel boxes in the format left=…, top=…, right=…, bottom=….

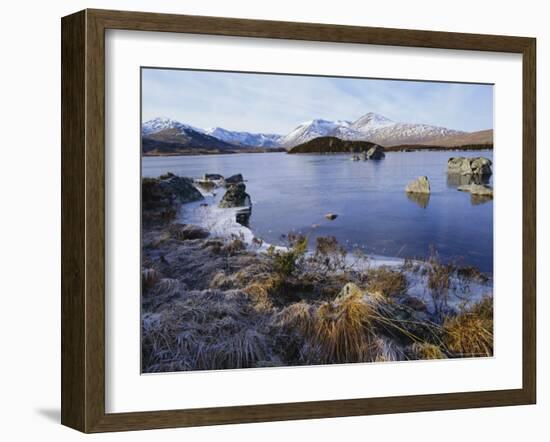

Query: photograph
left=140, top=68, right=494, bottom=373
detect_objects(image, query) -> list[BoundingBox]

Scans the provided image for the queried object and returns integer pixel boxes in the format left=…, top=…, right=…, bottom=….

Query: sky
left=142, top=68, right=493, bottom=134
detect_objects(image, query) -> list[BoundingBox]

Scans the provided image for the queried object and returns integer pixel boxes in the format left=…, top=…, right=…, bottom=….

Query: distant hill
left=419, top=129, right=493, bottom=147
left=143, top=127, right=236, bottom=151
left=287, top=136, right=379, bottom=154
left=142, top=137, right=284, bottom=156
left=386, top=129, right=493, bottom=152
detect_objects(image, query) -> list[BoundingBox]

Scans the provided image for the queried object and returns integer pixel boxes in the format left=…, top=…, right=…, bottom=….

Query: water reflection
left=446, top=173, right=490, bottom=188
left=470, top=195, right=493, bottom=206
left=406, top=192, right=430, bottom=209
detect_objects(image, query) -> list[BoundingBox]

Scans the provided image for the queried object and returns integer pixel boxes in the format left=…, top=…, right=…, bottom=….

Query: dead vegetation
left=365, top=266, right=408, bottom=298
left=443, top=295, right=493, bottom=357
left=141, top=225, right=493, bottom=372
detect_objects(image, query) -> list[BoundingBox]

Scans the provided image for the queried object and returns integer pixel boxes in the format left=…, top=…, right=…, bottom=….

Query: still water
left=143, top=150, right=493, bottom=273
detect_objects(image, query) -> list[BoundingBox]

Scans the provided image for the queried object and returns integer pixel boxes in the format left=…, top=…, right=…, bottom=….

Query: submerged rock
left=405, top=176, right=431, bottom=194
left=325, top=213, right=338, bottom=220
left=447, top=157, right=492, bottom=176
left=457, top=184, right=493, bottom=197
left=366, top=145, right=385, bottom=160
left=219, top=183, right=251, bottom=208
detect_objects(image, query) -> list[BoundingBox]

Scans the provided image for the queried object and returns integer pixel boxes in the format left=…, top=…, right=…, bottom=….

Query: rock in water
left=225, top=173, right=244, bottom=185
left=142, top=174, right=204, bottom=209
left=325, top=213, right=338, bottom=220
left=457, top=184, right=493, bottom=197
left=405, top=176, right=431, bottom=194
left=161, top=175, right=204, bottom=202
left=366, top=145, right=385, bottom=160
left=447, top=157, right=492, bottom=176
left=219, top=183, right=251, bottom=208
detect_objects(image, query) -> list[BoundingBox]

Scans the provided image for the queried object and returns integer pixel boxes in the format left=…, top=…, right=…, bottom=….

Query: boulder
left=169, top=223, right=210, bottom=240
left=447, top=157, right=492, bottom=176
left=366, top=145, right=385, bottom=160
left=405, top=176, right=431, bottom=194
left=142, top=174, right=203, bottom=211
left=159, top=174, right=204, bottom=203
left=219, top=183, right=251, bottom=208
left=457, top=184, right=493, bottom=197
left=225, top=173, right=244, bottom=185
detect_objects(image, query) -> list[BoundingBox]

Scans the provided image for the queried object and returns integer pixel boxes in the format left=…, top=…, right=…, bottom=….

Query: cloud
left=142, top=68, right=493, bottom=134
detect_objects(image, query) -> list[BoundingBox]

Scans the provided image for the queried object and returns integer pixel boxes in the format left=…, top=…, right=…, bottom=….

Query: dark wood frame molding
left=61, top=8, right=536, bottom=433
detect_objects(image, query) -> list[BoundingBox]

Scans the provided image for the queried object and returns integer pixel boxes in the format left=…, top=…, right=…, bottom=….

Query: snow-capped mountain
left=351, top=112, right=395, bottom=132
left=142, top=113, right=469, bottom=151
left=141, top=117, right=200, bottom=136
left=142, top=117, right=236, bottom=152
left=281, top=113, right=466, bottom=148
left=204, top=127, right=282, bottom=148
left=279, top=119, right=352, bottom=148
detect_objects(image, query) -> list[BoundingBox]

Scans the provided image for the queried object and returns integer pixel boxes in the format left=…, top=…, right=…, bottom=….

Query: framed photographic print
left=61, top=9, right=536, bottom=433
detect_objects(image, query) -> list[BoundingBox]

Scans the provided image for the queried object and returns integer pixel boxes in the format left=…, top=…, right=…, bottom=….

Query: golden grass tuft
left=275, top=301, right=315, bottom=335
left=443, top=295, right=493, bottom=357
left=311, top=288, right=379, bottom=364
left=410, top=342, right=447, bottom=360
left=365, top=266, right=408, bottom=297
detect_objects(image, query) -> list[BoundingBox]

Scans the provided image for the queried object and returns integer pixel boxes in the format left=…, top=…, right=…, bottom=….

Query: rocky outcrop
left=447, top=157, right=492, bottom=176
left=225, top=174, right=244, bottom=185
left=366, top=145, right=385, bottom=160
left=405, top=176, right=431, bottom=194
left=142, top=174, right=204, bottom=225
left=457, top=184, right=493, bottom=197
left=219, top=183, right=251, bottom=208
left=158, top=174, right=204, bottom=203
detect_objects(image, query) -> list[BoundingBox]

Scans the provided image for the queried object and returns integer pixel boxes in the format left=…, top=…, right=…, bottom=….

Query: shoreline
left=143, top=145, right=493, bottom=157
left=179, top=191, right=492, bottom=307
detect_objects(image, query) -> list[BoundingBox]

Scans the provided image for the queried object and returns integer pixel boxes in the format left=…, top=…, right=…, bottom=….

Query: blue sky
left=142, top=68, right=493, bottom=134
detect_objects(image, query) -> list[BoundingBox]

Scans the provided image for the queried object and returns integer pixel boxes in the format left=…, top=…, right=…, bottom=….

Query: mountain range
left=141, top=113, right=490, bottom=154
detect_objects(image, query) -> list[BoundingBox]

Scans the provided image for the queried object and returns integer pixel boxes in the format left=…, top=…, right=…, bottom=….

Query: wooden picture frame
left=61, top=8, right=536, bottom=433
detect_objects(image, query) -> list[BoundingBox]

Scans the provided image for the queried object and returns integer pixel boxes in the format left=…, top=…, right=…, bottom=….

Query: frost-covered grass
left=141, top=226, right=493, bottom=373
